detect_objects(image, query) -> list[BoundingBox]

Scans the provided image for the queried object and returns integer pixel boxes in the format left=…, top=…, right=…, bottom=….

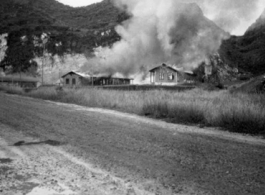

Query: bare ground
left=0, top=93, right=264, bottom=195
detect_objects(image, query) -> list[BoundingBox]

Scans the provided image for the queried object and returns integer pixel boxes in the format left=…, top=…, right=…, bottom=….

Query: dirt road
left=0, top=93, right=264, bottom=195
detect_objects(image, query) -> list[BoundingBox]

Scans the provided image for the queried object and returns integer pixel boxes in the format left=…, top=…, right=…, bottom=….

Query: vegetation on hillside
left=219, top=10, right=265, bottom=75
left=193, top=53, right=241, bottom=89
left=0, top=0, right=128, bottom=74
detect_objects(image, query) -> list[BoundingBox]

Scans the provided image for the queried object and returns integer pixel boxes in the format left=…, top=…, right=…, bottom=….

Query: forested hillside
left=0, top=0, right=127, bottom=74
left=219, top=9, right=265, bottom=75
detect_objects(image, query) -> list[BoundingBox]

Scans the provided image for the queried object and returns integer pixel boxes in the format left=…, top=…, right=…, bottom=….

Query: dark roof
left=62, top=71, right=134, bottom=80
left=184, top=71, right=195, bottom=75
left=61, top=71, right=90, bottom=78
left=149, top=64, right=195, bottom=75
left=149, top=63, right=178, bottom=73
left=91, top=76, right=133, bottom=80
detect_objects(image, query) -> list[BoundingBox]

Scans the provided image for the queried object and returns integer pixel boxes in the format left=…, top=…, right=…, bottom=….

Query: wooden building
left=0, top=76, right=40, bottom=88
left=149, top=64, right=195, bottom=85
left=61, top=71, right=133, bottom=87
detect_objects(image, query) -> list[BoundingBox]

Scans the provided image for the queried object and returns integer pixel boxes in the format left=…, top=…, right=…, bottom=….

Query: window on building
left=72, top=78, right=76, bottom=85
left=159, top=72, right=164, bottom=80
left=168, top=74, right=175, bottom=81
left=66, top=78, right=69, bottom=84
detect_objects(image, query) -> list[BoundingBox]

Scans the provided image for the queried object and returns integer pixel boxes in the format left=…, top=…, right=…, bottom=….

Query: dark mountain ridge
left=219, top=9, right=265, bottom=75
left=246, top=10, right=265, bottom=34
left=0, top=0, right=127, bottom=73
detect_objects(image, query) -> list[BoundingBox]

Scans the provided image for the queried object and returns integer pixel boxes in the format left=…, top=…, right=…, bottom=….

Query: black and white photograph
left=0, top=0, right=265, bottom=194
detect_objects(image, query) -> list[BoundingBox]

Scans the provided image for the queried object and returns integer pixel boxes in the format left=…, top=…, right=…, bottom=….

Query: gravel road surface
left=0, top=93, right=264, bottom=195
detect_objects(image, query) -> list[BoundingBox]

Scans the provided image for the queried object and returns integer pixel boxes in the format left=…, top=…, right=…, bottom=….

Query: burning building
left=81, top=1, right=229, bottom=80
left=62, top=71, right=133, bottom=87
left=149, top=64, right=195, bottom=85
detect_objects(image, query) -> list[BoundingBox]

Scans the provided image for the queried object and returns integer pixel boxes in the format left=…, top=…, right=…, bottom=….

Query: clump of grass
left=29, top=87, right=64, bottom=101
left=2, top=85, right=265, bottom=135
left=140, top=89, right=265, bottom=135
left=142, top=89, right=215, bottom=124
left=205, top=92, right=265, bottom=134
left=0, top=84, right=24, bottom=95
left=28, top=87, right=265, bottom=135
left=70, top=88, right=144, bottom=113
left=28, top=87, right=144, bottom=113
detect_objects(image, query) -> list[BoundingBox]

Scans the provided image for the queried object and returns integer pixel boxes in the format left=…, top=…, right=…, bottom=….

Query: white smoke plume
left=82, top=0, right=265, bottom=80
left=34, top=54, right=87, bottom=84
left=198, top=0, right=265, bottom=35
left=0, top=34, right=8, bottom=63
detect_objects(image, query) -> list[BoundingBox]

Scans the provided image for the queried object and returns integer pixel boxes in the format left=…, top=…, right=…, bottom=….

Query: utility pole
left=92, top=73, right=94, bottom=87
left=19, top=65, right=22, bottom=87
left=20, top=36, right=27, bottom=88
left=90, top=66, right=94, bottom=87
left=41, top=41, right=45, bottom=86
left=0, top=34, right=8, bottom=84
left=58, top=68, right=61, bottom=86
left=0, top=42, right=2, bottom=84
left=41, top=33, right=48, bottom=86
left=42, top=46, right=44, bottom=85
left=0, top=50, right=3, bottom=84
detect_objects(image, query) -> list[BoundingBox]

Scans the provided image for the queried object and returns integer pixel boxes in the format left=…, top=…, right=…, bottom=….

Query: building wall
left=0, top=77, right=39, bottom=88
left=0, top=80, right=39, bottom=88
left=93, top=77, right=132, bottom=86
left=183, top=73, right=196, bottom=83
left=63, top=74, right=82, bottom=87
left=63, top=73, right=132, bottom=87
left=205, top=65, right=213, bottom=77
left=151, top=67, right=183, bottom=85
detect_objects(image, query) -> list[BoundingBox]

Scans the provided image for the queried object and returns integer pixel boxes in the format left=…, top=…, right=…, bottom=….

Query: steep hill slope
left=0, top=0, right=127, bottom=73
left=219, top=9, right=265, bottom=75
left=0, top=0, right=126, bottom=34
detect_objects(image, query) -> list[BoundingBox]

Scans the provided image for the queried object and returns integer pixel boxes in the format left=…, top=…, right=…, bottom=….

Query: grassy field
left=1, top=84, right=265, bottom=136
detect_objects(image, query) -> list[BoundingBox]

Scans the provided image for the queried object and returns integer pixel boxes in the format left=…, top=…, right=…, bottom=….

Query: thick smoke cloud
left=0, top=34, right=8, bottom=64
left=82, top=0, right=265, bottom=80
left=198, top=0, right=265, bottom=35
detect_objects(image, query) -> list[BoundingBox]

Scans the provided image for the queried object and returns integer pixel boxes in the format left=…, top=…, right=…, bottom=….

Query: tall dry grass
left=2, top=85, right=265, bottom=135
left=0, top=84, right=24, bottom=95
left=28, top=87, right=145, bottom=113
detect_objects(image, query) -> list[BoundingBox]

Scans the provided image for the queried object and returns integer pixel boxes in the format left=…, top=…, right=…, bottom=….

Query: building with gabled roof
left=61, top=71, right=133, bottom=87
left=0, top=75, right=40, bottom=88
left=149, top=63, right=195, bottom=85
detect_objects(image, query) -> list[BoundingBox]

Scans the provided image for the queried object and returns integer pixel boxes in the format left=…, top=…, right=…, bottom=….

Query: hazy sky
left=58, top=0, right=103, bottom=7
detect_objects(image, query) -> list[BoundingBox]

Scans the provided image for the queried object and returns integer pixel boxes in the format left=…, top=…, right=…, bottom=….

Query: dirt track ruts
left=0, top=93, right=265, bottom=195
